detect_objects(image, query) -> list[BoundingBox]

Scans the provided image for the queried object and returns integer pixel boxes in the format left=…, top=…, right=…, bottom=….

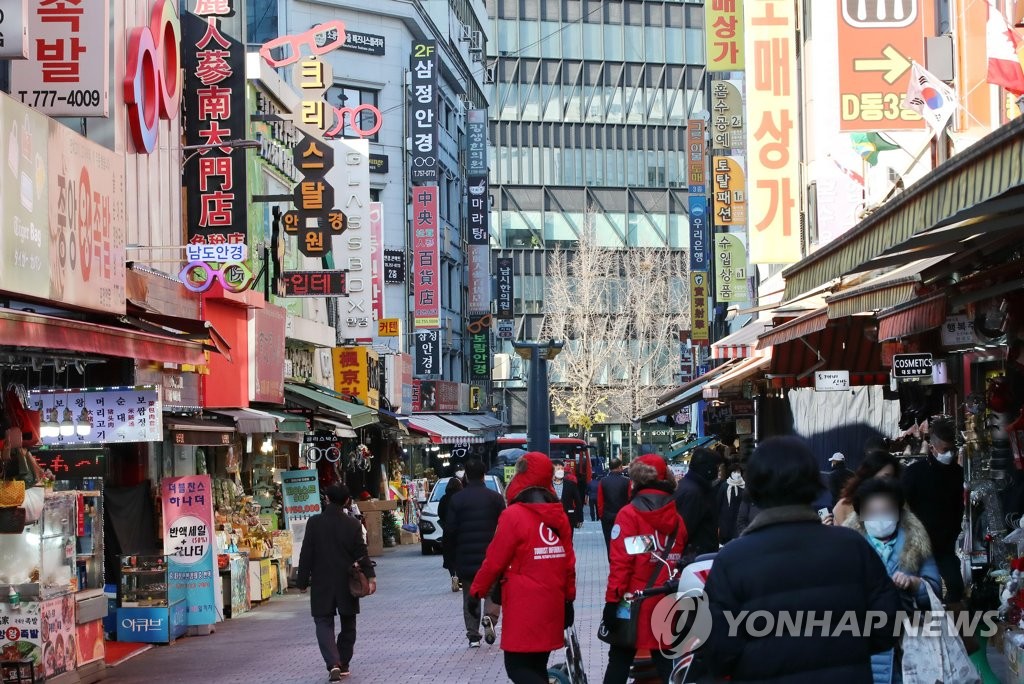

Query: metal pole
left=513, top=340, right=564, bottom=454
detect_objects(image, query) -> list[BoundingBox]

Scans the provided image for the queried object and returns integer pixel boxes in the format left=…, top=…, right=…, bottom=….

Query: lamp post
left=512, top=339, right=564, bottom=453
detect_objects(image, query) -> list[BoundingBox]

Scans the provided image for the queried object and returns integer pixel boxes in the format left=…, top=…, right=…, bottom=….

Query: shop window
left=324, top=85, right=380, bottom=142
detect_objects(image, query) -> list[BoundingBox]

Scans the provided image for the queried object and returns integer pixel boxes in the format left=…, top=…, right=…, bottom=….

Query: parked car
left=418, top=475, right=505, bottom=555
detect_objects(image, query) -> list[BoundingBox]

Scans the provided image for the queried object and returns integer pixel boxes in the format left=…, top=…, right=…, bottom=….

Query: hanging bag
left=0, top=453, right=26, bottom=508
left=900, top=583, right=982, bottom=684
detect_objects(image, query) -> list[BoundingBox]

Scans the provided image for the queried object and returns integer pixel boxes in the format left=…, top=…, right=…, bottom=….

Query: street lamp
left=512, top=339, right=564, bottom=453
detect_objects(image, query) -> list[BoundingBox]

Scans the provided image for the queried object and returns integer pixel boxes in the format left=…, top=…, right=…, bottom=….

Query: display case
left=116, top=555, right=187, bottom=644
left=0, top=492, right=78, bottom=597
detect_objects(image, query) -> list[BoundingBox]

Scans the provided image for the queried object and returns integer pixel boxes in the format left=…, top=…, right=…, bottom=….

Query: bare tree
left=541, top=216, right=689, bottom=433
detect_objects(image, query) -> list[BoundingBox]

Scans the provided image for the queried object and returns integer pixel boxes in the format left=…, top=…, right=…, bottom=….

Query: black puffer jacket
left=675, top=471, right=719, bottom=560
left=443, top=480, right=506, bottom=580
left=703, top=506, right=901, bottom=684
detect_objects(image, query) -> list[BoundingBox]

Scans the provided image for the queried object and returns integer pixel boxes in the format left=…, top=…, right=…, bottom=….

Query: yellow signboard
left=332, top=346, right=380, bottom=409
left=378, top=318, right=400, bottom=337
left=690, top=272, right=710, bottom=343
left=712, top=156, right=747, bottom=226
left=711, top=80, right=745, bottom=150
left=714, top=232, right=748, bottom=303
left=706, top=0, right=745, bottom=72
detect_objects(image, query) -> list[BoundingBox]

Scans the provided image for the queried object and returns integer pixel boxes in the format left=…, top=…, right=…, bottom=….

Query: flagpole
left=876, top=138, right=934, bottom=206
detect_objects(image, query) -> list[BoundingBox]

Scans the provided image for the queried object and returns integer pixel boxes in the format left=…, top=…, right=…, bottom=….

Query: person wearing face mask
left=901, top=418, right=965, bottom=602
left=716, top=460, right=746, bottom=544
left=832, top=450, right=902, bottom=527
left=845, top=478, right=941, bottom=684
left=552, top=459, right=584, bottom=534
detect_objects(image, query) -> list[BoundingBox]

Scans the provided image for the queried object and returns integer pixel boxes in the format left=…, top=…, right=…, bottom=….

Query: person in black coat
left=598, top=458, right=630, bottom=553
left=716, top=460, right=745, bottom=544
left=297, top=483, right=376, bottom=681
left=675, top=447, right=722, bottom=561
left=552, top=459, right=584, bottom=532
left=444, top=459, right=506, bottom=646
left=438, top=476, right=463, bottom=592
left=703, top=437, right=901, bottom=684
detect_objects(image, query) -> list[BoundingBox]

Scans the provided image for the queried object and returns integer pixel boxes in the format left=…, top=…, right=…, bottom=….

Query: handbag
left=0, top=506, right=26, bottom=534
left=598, top=523, right=680, bottom=648
left=349, top=558, right=371, bottom=598
left=0, top=455, right=26, bottom=507
left=900, top=583, right=981, bottom=684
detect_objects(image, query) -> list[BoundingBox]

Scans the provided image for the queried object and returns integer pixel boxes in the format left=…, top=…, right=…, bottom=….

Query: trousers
left=314, top=613, right=357, bottom=669
left=462, top=581, right=500, bottom=640
left=602, top=644, right=674, bottom=684
left=503, top=651, right=550, bottom=684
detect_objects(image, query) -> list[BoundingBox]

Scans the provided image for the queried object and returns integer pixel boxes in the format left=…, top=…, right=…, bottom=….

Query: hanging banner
left=330, top=139, right=373, bottom=340
left=30, top=386, right=162, bottom=446
left=412, top=187, right=440, bottom=328
left=9, top=0, right=109, bottom=115
left=0, top=0, right=29, bottom=59
left=162, top=475, right=217, bottom=626
left=688, top=197, right=709, bottom=274
left=745, top=0, right=801, bottom=264
left=687, top=119, right=706, bottom=194
left=383, top=250, right=405, bottom=283
left=414, top=329, right=441, bottom=377
left=690, top=272, right=710, bottom=343
left=467, top=244, right=490, bottom=314
left=469, top=314, right=491, bottom=381
left=409, top=40, right=438, bottom=184
left=370, top=202, right=385, bottom=321
left=181, top=5, right=248, bottom=245
left=706, top=0, right=744, bottom=72
left=332, top=346, right=380, bottom=409
left=496, top=257, right=514, bottom=319
left=712, top=155, right=747, bottom=226
left=467, top=109, right=488, bottom=176
left=714, top=232, right=748, bottom=303
left=711, top=80, right=745, bottom=150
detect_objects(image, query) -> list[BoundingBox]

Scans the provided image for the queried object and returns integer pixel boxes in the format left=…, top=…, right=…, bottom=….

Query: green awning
left=262, top=410, right=309, bottom=434
left=667, top=436, right=716, bottom=462
left=283, top=383, right=378, bottom=428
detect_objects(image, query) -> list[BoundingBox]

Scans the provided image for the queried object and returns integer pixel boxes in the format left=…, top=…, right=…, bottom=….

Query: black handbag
left=598, top=525, right=679, bottom=648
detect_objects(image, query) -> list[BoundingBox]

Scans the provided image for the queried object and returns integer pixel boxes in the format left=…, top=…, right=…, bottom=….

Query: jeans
left=935, top=551, right=965, bottom=603
left=314, top=613, right=357, bottom=669
left=603, top=644, right=673, bottom=684
left=503, top=651, right=550, bottom=683
left=589, top=500, right=598, bottom=521
left=462, top=581, right=500, bottom=641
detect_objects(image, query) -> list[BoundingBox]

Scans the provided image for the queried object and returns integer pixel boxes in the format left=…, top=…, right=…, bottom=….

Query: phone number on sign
left=14, top=89, right=103, bottom=108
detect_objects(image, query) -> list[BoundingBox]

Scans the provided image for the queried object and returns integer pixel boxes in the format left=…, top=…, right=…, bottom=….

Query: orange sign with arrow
left=837, top=0, right=930, bottom=131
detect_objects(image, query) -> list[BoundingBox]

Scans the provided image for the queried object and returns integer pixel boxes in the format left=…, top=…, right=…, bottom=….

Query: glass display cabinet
left=116, top=555, right=187, bottom=643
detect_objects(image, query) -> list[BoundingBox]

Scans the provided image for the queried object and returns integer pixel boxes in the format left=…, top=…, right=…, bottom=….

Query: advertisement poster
left=40, top=594, right=75, bottom=678
left=706, top=0, right=744, bottom=72
left=75, top=619, right=105, bottom=666
left=30, top=386, right=162, bottom=446
left=412, top=187, right=440, bottom=328
left=281, top=469, right=321, bottom=565
left=0, top=601, right=41, bottom=672
left=162, top=475, right=217, bottom=626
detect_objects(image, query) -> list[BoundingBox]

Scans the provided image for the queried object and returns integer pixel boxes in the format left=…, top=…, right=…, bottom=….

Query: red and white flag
left=905, top=62, right=957, bottom=135
left=987, top=0, right=1024, bottom=96
left=831, top=158, right=865, bottom=186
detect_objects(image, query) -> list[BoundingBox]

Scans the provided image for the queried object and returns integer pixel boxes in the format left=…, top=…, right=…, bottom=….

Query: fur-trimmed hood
left=843, top=507, right=933, bottom=573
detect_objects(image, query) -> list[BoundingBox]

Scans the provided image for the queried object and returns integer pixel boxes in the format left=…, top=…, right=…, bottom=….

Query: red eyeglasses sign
left=124, top=0, right=183, bottom=154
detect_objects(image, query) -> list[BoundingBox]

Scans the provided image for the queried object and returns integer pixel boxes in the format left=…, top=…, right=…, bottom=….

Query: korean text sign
left=714, top=232, right=748, bottom=303
left=332, top=346, right=380, bottom=409
left=412, top=187, right=440, bottom=328
left=328, top=139, right=373, bottom=339
left=496, top=257, right=514, bottom=319
left=711, top=80, right=746, bottom=150
left=29, top=386, right=162, bottom=446
left=706, top=0, right=744, bottom=72
left=687, top=119, right=706, bottom=194
left=162, top=475, right=217, bottom=626
left=688, top=197, right=709, bottom=273
left=712, top=156, right=747, bottom=226
left=370, top=202, right=385, bottom=321
left=409, top=40, right=438, bottom=184
left=383, top=250, right=405, bottom=283
left=744, top=0, right=801, bottom=264
left=281, top=469, right=321, bottom=566
left=469, top=314, right=491, bottom=381
left=690, top=272, right=710, bottom=343
left=415, top=330, right=441, bottom=377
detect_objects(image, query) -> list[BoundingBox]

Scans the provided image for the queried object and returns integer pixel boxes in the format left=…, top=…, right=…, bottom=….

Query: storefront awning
left=284, top=383, right=378, bottom=428
left=442, top=413, right=505, bottom=433
left=166, top=416, right=235, bottom=446
left=703, top=355, right=771, bottom=399
left=259, top=410, right=309, bottom=434
left=666, top=436, right=716, bottom=462
left=711, top=320, right=768, bottom=359
left=124, top=302, right=232, bottom=361
left=0, top=308, right=206, bottom=366
left=313, top=417, right=358, bottom=438
left=640, top=381, right=708, bottom=423
left=209, top=409, right=278, bottom=434
left=407, top=414, right=484, bottom=444
left=756, top=309, right=829, bottom=350
left=877, top=293, right=948, bottom=342
left=376, top=409, right=409, bottom=435
left=655, top=359, right=742, bottom=406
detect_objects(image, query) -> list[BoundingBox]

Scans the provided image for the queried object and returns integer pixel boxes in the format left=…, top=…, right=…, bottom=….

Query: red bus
left=496, top=434, right=594, bottom=486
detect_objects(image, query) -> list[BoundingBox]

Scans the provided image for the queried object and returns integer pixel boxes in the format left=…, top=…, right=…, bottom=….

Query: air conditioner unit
left=470, top=48, right=483, bottom=63
left=493, top=353, right=511, bottom=381
left=460, top=24, right=472, bottom=42
left=471, top=31, right=483, bottom=51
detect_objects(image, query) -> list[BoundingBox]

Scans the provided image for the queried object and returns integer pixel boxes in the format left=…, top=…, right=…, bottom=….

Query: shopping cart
left=547, top=625, right=588, bottom=684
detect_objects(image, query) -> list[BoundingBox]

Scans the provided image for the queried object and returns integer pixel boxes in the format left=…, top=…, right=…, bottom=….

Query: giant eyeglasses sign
left=178, top=244, right=252, bottom=293
left=124, top=0, right=183, bottom=154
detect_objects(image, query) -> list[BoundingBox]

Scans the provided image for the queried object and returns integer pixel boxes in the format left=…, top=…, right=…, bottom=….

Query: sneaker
left=450, top=576, right=460, bottom=593
left=469, top=639, right=481, bottom=648
left=481, top=616, right=496, bottom=645
left=337, top=665, right=351, bottom=678
left=328, top=667, right=342, bottom=682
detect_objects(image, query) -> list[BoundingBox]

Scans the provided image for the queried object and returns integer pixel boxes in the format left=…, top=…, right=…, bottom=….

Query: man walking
left=553, top=459, right=584, bottom=535
left=586, top=475, right=600, bottom=521
left=675, top=447, right=722, bottom=562
left=297, top=484, right=376, bottom=681
left=444, top=459, right=506, bottom=647
left=598, top=457, right=630, bottom=552
left=827, top=452, right=854, bottom=507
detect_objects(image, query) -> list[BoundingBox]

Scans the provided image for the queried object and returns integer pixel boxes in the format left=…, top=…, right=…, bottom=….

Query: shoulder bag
left=349, top=557, right=371, bottom=598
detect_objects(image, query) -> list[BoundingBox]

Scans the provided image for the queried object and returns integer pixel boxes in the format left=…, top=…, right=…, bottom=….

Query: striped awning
left=703, top=354, right=771, bottom=399
left=756, top=309, right=829, bottom=350
left=877, top=293, right=948, bottom=342
left=711, top=320, right=768, bottom=359
left=407, top=414, right=483, bottom=444
left=781, top=118, right=1024, bottom=301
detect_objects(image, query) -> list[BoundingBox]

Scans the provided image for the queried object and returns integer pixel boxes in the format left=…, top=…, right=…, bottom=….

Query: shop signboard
left=690, top=272, right=709, bottom=344
left=730, top=400, right=755, bottom=415
left=0, top=0, right=28, bottom=59
left=370, top=202, right=385, bottom=322
left=714, top=232, right=748, bottom=303
left=745, top=0, right=800, bottom=264
left=706, top=0, right=744, bottom=72
left=503, top=465, right=516, bottom=483
left=181, top=3, right=247, bottom=246
left=892, top=353, right=932, bottom=378
left=162, top=475, right=217, bottom=626
left=711, top=80, right=745, bottom=150
left=282, top=270, right=347, bottom=297
left=282, top=134, right=344, bottom=259
left=378, top=318, right=400, bottom=337
left=383, top=250, right=405, bottom=283
left=32, top=448, right=104, bottom=479
left=687, top=119, right=706, bottom=194
left=712, top=156, right=747, bottom=226
left=496, top=319, right=514, bottom=340
left=135, top=366, right=201, bottom=409
left=368, top=153, right=388, bottom=174
left=689, top=196, right=709, bottom=273
left=332, top=346, right=380, bottom=409
left=341, top=29, right=385, bottom=56
left=0, top=600, right=41, bottom=673
left=467, top=244, right=490, bottom=314
left=415, top=380, right=459, bottom=412
left=330, top=139, right=373, bottom=340
left=414, top=330, right=441, bottom=377
left=814, top=370, right=851, bottom=392
left=116, top=603, right=185, bottom=643
left=469, top=313, right=491, bottom=381
left=280, top=469, right=321, bottom=566
left=496, top=257, right=514, bottom=319
left=467, top=109, right=488, bottom=176
left=39, top=594, right=74, bottom=678
left=9, top=0, right=109, bottom=116
left=30, top=386, right=162, bottom=446
left=400, top=353, right=414, bottom=413
left=252, top=303, right=286, bottom=404
left=412, top=187, right=441, bottom=328
left=838, top=0, right=927, bottom=131
left=409, top=40, right=438, bottom=184
left=940, top=314, right=975, bottom=347
left=467, top=180, right=489, bottom=245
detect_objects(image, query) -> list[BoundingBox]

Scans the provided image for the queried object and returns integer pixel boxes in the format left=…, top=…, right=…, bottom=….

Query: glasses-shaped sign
left=467, top=314, right=492, bottom=334
left=259, top=20, right=346, bottom=68
left=304, top=446, right=342, bottom=463
left=179, top=260, right=253, bottom=293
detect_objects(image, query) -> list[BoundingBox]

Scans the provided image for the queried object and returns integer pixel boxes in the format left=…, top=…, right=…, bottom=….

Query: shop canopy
left=653, top=359, right=742, bottom=407
left=441, top=413, right=505, bottom=439
left=258, top=409, right=309, bottom=434
left=313, top=416, right=358, bottom=438
left=640, top=361, right=743, bottom=423
left=165, top=415, right=235, bottom=446
left=123, top=302, right=232, bottom=360
left=823, top=256, right=949, bottom=320
left=666, top=436, right=716, bottom=462
left=711, top=320, right=768, bottom=360
left=209, top=409, right=278, bottom=434
left=284, top=383, right=378, bottom=429
left=763, top=314, right=888, bottom=389
left=703, top=354, right=771, bottom=399
left=375, top=408, right=410, bottom=435
left=407, top=414, right=484, bottom=445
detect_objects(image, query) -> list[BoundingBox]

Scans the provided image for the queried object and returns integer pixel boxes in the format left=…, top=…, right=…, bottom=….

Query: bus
left=495, top=434, right=597, bottom=486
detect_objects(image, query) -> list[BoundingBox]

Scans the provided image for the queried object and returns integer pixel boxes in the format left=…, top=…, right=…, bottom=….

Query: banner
left=687, top=119, right=706, bottom=194
left=412, top=187, right=440, bottom=328
left=712, top=156, right=747, bottom=226
left=496, top=257, right=514, bottom=319
left=162, top=475, right=217, bottom=626
left=711, top=80, right=745, bottom=150
left=688, top=197, right=709, bottom=274
left=252, top=303, right=286, bottom=404
left=370, top=202, right=385, bottom=321
left=330, top=139, right=373, bottom=339
left=280, top=469, right=321, bottom=565
left=714, top=232, right=748, bottom=303
left=467, top=109, right=488, bottom=176
left=690, top=272, right=710, bottom=343
left=332, top=346, right=380, bottom=409
left=415, top=329, right=441, bottom=377
left=467, top=244, right=490, bottom=314
left=409, top=40, right=438, bottom=184
left=469, top=314, right=491, bottom=381
left=30, top=386, right=162, bottom=446
left=745, top=0, right=801, bottom=264
left=706, top=0, right=744, bottom=72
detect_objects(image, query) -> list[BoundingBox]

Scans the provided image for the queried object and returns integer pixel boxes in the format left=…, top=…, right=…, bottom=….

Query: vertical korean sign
left=412, top=187, right=440, bottom=328
left=711, top=80, right=746, bottom=150
left=415, top=330, right=441, bottom=377
left=409, top=40, right=438, bottom=184
left=495, top=257, right=514, bottom=319
left=690, top=272, right=710, bottom=343
left=182, top=2, right=248, bottom=245
left=711, top=156, right=747, bottom=226
left=688, top=197, right=709, bottom=275
left=706, top=0, right=745, bottom=72
left=163, top=475, right=216, bottom=626
left=469, top=314, right=490, bottom=381
left=329, top=139, right=373, bottom=340
left=10, top=0, right=109, bottom=115
left=687, top=119, right=706, bottom=194
left=714, top=233, right=748, bottom=303
left=745, top=0, right=801, bottom=264
left=467, top=109, right=491, bottom=315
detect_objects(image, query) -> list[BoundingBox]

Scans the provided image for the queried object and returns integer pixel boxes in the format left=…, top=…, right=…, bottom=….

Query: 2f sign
left=0, top=0, right=29, bottom=59
left=414, top=42, right=435, bottom=58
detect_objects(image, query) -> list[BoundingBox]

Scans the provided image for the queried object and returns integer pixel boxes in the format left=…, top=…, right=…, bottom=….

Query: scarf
left=868, top=534, right=898, bottom=566
left=725, top=472, right=745, bottom=505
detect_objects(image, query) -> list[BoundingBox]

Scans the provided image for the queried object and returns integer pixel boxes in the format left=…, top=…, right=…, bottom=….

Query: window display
left=116, top=555, right=187, bottom=644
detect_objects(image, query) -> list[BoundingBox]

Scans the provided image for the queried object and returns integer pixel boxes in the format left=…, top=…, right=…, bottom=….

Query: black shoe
left=469, top=639, right=481, bottom=648
left=329, top=667, right=342, bottom=682
left=482, top=616, right=496, bottom=645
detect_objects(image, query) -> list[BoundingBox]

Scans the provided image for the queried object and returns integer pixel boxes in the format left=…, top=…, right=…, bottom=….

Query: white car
left=418, top=475, right=505, bottom=555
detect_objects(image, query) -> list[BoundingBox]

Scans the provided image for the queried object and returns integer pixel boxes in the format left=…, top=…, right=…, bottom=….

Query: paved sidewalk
left=110, top=520, right=611, bottom=683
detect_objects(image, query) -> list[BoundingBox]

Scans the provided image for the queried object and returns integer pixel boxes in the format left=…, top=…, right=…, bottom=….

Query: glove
left=564, top=601, right=575, bottom=628
left=602, top=601, right=618, bottom=625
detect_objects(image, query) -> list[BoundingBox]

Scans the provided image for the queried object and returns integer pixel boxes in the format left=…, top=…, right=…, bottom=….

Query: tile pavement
left=109, top=520, right=612, bottom=683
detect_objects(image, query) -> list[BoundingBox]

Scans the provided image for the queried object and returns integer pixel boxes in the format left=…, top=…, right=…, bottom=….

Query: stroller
left=547, top=625, right=588, bottom=684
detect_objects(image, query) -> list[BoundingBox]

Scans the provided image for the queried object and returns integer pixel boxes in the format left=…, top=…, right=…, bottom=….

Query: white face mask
left=864, top=519, right=898, bottom=539
left=934, top=450, right=955, bottom=465
left=554, top=469, right=565, bottom=480
left=455, top=470, right=465, bottom=479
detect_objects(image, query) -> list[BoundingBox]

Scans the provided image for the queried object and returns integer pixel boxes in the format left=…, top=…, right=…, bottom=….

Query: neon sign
left=124, top=0, right=182, bottom=154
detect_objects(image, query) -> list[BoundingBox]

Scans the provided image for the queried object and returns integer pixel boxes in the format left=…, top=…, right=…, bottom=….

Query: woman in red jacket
left=604, top=454, right=687, bottom=684
left=471, top=452, right=577, bottom=683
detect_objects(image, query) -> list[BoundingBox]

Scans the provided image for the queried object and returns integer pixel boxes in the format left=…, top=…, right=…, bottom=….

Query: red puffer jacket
left=471, top=496, right=577, bottom=653
left=606, top=488, right=688, bottom=651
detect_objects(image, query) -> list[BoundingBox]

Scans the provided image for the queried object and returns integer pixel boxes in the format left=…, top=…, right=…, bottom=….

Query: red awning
left=756, top=309, right=830, bottom=350
left=877, top=293, right=948, bottom=342
left=767, top=315, right=887, bottom=387
left=0, top=309, right=206, bottom=366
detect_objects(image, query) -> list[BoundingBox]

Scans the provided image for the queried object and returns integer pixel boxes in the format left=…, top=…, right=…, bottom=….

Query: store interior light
left=260, top=437, right=274, bottom=454
left=59, top=407, right=75, bottom=437
left=75, top=408, right=92, bottom=437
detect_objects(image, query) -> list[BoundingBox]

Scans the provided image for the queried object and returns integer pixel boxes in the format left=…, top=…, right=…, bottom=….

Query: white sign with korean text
left=329, top=139, right=372, bottom=341
left=10, top=0, right=109, bottom=116
left=940, top=314, right=975, bottom=347
left=29, top=386, right=162, bottom=445
left=0, top=0, right=29, bottom=59
left=814, top=370, right=850, bottom=392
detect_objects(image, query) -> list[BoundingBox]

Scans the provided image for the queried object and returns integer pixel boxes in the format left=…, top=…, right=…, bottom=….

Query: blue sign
left=117, top=602, right=187, bottom=644
left=689, top=196, right=709, bottom=273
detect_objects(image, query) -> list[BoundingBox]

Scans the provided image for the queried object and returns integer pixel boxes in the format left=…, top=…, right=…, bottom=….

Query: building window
left=325, top=85, right=381, bottom=142
left=246, top=0, right=279, bottom=46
